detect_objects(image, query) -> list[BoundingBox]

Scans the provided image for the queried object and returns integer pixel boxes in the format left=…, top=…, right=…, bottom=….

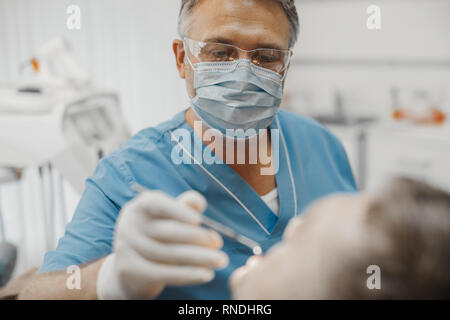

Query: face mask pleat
left=193, top=98, right=278, bottom=125
left=195, top=85, right=280, bottom=108
left=194, top=66, right=283, bottom=99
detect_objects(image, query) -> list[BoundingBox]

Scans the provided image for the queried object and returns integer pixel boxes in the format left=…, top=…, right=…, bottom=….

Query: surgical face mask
left=186, top=56, right=284, bottom=138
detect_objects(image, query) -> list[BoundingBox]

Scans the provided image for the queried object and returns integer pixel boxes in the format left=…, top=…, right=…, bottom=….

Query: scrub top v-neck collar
left=169, top=110, right=298, bottom=243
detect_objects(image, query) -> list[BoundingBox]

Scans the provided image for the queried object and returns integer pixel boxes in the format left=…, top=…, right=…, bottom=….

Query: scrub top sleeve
left=38, top=157, right=129, bottom=273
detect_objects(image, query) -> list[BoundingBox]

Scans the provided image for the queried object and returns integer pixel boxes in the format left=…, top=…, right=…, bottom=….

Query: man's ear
left=173, top=39, right=186, bottom=79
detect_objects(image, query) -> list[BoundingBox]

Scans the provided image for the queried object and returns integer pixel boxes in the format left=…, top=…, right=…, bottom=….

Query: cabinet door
left=324, top=126, right=362, bottom=188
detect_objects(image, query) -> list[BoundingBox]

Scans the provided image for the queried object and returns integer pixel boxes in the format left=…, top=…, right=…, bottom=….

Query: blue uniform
left=39, top=109, right=357, bottom=299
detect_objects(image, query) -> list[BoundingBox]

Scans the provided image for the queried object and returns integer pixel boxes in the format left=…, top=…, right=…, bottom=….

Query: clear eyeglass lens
left=191, top=40, right=288, bottom=74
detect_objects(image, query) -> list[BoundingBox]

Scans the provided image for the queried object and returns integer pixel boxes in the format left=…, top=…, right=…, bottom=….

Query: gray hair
left=178, top=0, right=299, bottom=49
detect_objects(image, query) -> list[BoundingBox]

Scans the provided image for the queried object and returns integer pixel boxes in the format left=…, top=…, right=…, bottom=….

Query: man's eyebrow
left=202, top=37, right=285, bottom=50
left=202, top=37, right=235, bottom=45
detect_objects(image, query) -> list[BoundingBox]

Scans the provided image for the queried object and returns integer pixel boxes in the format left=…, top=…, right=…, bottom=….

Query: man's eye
left=200, top=48, right=233, bottom=61
left=212, top=51, right=229, bottom=58
left=256, top=55, right=277, bottom=63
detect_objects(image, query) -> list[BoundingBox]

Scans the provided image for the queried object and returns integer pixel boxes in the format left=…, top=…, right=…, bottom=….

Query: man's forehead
left=188, top=0, right=290, bottom=49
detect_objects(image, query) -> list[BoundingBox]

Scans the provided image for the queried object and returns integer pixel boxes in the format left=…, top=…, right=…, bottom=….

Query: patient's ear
left=172, top=39, right=186, bottom=79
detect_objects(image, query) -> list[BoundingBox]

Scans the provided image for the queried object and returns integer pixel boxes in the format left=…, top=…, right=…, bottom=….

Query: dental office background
left=0, top=0, right=449, bottom=279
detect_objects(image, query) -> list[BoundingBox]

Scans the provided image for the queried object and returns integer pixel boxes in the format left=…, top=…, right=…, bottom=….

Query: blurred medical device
left=0, top=170, right=17, bottom=287
left=0, top=38, right=130, bottom=282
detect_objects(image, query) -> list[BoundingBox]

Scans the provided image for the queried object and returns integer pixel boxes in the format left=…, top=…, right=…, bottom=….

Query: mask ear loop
left=281, top=68, right=288, bottom=81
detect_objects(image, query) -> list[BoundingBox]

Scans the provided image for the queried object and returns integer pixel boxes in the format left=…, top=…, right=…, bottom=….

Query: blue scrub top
left=39, top=109, right=357, bottom=299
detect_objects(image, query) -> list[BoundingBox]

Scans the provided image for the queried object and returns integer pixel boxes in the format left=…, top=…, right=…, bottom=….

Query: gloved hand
left=96, top=190, right=228, bottom=299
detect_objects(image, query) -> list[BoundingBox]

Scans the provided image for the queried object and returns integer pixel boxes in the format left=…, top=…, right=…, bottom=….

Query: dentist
left=20, top=0, right=356, bottom=300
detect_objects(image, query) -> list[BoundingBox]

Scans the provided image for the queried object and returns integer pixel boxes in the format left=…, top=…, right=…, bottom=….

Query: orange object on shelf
left=432, top=108, right=446, bottom=124
left=392, top=107, right=446, bottom=125
left=30, top=57, right=40, bottom=73
left=392, top=109, right=407, bottom=120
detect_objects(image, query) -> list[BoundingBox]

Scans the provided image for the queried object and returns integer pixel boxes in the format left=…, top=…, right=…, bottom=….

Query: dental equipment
left=0, top=185, right=17, bottom=288
left=0, top=37, right=130, bottom=255
left=21, top=37, right=90, bottom=89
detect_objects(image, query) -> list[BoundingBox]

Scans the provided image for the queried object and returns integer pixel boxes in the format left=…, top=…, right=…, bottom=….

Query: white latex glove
left=96, top=190, right=229, bottom=299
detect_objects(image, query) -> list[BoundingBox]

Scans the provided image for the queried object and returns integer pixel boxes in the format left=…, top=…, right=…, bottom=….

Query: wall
left=284, top=0, right=450, bottom=119
left=0, top=0, right=189, bottom=132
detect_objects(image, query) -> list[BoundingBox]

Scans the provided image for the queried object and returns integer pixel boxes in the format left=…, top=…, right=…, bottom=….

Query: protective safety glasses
left=183, top=37, right=292, bottom=75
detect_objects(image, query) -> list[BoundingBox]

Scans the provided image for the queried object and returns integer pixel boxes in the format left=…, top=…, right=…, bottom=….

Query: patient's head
left=230, top=177, right=450, bottom=299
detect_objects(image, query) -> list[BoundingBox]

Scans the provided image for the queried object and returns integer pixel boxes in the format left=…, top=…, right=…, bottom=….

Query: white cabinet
left=327, top=123, right=450, bottom=192
left=323, top=124, right=363, bottom=188
left=365, top=127, right=450, bottom=192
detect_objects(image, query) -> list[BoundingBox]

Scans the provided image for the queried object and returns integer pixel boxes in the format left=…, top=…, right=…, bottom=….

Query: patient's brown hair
left=333, top=177, right=450, bottom=299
